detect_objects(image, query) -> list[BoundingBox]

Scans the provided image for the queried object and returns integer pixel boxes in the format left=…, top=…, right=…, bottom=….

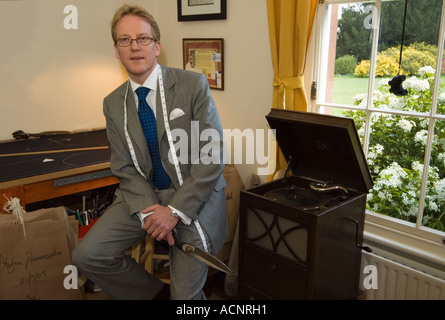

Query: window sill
left=363, top=211, right=445, bottom=280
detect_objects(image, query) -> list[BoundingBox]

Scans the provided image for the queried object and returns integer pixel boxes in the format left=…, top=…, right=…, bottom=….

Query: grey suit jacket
left=103, top=65, right=228, bottom=253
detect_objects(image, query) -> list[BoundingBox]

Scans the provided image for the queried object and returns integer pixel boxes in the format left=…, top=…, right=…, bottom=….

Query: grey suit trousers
left=72, top=187, right=212, bottom=300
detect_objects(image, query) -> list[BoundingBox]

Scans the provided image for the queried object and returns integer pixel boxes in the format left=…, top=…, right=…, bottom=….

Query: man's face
left=114, top=14, right=161, bottom=85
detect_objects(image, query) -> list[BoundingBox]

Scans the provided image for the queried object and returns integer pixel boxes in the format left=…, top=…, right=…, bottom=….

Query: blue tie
left=136, top=86, right=171, bottom=190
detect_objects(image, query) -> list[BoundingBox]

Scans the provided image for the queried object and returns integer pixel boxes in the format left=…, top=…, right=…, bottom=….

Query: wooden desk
left=0, top=163, right=119, bottom=214
left=0, top=130, right=119, bottom=213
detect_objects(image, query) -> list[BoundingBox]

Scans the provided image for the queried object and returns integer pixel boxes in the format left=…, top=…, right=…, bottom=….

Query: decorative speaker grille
left=246, top=207, right=308, bottom=265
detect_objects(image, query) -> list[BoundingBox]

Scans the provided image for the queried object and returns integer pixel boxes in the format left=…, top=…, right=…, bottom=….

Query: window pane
left=424, top=119, right=445, bottom=232
left=323, top=1, right=443, bottom=108
left=319, top=0, right=445, bottom=235
left=320, top=2, right=374, bottom=106
left=374, top=0, right=442, bottom=112
left=365, top=113, right=427, bottom=223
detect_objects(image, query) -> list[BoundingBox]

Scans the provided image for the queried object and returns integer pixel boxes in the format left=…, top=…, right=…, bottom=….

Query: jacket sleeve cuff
left=168, top=205, right=192, bottom=225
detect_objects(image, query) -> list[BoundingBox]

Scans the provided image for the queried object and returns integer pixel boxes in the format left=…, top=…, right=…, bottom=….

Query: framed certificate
left=177, top=0, right=227, bottom=21
left=183, top=38, right=224, bottom=90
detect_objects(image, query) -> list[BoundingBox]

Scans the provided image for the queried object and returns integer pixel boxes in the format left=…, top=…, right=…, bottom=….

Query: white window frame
left=310, top=0, right=445, bottom=279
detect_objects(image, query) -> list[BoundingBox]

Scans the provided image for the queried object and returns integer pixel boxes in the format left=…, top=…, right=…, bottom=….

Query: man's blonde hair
left=111, top=4, right=161, bottom=43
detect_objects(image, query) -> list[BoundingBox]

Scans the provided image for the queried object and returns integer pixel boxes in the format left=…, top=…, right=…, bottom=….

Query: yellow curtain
left=267, top=0, right=318, bottom=177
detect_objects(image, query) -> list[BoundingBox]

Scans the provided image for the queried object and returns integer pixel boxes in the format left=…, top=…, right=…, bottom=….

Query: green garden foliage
left=353, top=43, right=437, bottom=77
left=336, top=1, right=442, bottom=61
left=343, top=66, right=445, bottom=231
left=335, top=54, right=358, bottom=75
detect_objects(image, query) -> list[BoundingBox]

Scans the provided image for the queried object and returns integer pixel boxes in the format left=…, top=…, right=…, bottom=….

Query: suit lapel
left=156, top=66, right=176, bottom=142
left=124, top=82, right=153, bottom=175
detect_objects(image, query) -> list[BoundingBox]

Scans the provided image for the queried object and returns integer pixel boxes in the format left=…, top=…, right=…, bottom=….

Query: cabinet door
left=314, top=197, right=366, bottom=299
left=241, top=244, right=308, bottom=299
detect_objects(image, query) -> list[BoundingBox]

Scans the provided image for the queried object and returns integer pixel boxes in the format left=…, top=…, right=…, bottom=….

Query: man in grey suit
left=72, top=4, right=227, bottom=300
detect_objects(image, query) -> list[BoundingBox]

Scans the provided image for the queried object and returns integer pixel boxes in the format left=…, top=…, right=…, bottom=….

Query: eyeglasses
left=115, top=36, right=156, bottom=47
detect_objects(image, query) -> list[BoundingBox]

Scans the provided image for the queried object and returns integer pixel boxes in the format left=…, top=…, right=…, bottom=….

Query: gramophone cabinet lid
left=266, top=109, right=373, bottom=193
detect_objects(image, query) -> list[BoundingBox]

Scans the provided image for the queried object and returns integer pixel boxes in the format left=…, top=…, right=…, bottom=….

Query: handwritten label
left=0, top=255, right=22, bottom=273
left=0, top=249, right=62, bottom=287
left=1, top=249, right=62, bottom=272
left=20, top=270, right=47, bottom=286
left=25, top=249, right=62, bottom=270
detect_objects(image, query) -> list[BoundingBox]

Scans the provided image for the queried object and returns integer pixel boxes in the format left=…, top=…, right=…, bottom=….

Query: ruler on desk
left=53, top=169, right=114, bottom=187
left=0, top=146, right=109, bottom=158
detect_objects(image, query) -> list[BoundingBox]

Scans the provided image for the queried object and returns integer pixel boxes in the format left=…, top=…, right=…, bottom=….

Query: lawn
left=331, top=74, right=445, bottom=106
left=330, top=75, right=383, bottom=105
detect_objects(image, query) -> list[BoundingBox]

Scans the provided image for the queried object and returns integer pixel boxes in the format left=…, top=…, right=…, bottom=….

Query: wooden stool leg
left=131, top=239, right=144, bottom=264
left=131, top=235, right=170, bottom=284
left=141, top=236, right=155, bottom=274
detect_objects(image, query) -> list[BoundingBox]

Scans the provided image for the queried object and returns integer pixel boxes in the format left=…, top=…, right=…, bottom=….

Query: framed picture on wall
left=177, top=0, right=227, bottom=21
left=183, top=38, right=224, bottom=90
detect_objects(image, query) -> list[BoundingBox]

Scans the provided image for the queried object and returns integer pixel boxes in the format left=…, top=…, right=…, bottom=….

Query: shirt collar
left=129, top=64, right=159, bottom=94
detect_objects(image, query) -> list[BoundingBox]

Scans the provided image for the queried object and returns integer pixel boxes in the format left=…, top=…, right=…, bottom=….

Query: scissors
left=172, top=230, right=232, bottom=274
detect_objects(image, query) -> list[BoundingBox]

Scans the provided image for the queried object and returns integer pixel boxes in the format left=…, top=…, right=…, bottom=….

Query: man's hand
left=141, top=204, right=179, bottom=246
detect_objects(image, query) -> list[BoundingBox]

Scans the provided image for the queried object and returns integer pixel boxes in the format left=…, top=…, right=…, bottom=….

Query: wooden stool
left=131, top=236, right=170, bottom=284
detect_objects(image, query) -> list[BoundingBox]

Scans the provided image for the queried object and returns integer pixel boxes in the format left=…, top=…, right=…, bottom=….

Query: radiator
left=360, top=251, right=445, bottom=300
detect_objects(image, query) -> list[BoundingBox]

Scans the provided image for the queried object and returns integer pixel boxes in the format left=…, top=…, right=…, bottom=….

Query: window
left=312, top=0, right=445, bottom=264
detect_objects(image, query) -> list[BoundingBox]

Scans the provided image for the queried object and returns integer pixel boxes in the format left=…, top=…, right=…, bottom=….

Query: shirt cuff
left=137, top=211, right=152, bottom=228
left=168, top=205, right=192, bottom=225
left=138, top=207, right=192, bottom=227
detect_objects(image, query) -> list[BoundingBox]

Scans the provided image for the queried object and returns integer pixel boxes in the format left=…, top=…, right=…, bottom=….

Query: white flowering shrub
left=344, top=66, right=445, bottom=231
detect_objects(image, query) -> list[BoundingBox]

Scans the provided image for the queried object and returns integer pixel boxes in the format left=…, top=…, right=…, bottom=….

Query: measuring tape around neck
left=123, top=80, right=146, bottom=180
left=157, top=66, right=184, bottom=186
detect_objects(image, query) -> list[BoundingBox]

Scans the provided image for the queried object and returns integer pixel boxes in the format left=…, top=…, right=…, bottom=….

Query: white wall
left=0, top=0, right=273, bottom=182
left=0, top=0, right=127, bottom=137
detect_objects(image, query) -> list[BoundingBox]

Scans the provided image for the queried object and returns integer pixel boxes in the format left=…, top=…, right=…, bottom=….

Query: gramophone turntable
left=239, top=109, right=373, bottom=300
left=263, top=180, right=351, bottom=211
